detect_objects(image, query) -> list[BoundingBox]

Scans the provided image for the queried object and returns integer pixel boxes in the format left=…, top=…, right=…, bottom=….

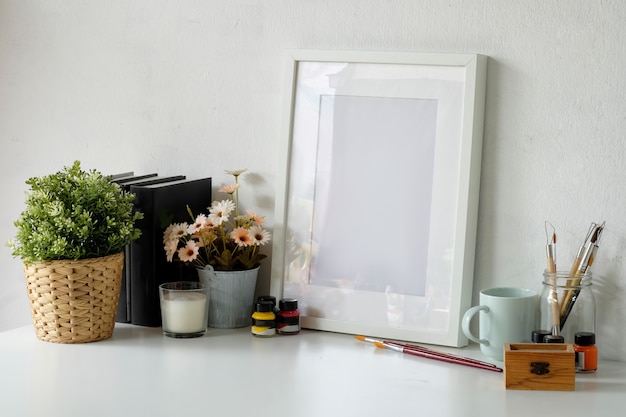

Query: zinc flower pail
left=197, top=265, right=259, bottom=328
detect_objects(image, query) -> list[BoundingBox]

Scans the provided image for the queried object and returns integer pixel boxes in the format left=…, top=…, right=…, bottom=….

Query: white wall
left=1, top=1, right=625, bottom=360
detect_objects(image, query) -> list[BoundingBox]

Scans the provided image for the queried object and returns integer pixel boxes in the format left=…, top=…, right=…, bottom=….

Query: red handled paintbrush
left=355, top=335, right=502, bottom=373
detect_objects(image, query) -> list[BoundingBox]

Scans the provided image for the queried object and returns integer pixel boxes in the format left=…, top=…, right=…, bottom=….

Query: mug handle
left=461, top=305, right=490, bottom=346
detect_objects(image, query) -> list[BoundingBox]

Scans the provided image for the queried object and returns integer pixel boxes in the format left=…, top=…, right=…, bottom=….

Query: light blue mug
left=462, top=287, right=537, bottom=361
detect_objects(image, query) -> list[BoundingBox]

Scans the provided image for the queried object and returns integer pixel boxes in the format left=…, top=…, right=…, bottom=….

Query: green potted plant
left=162, top=168, right=272, bottom=328
left=8, top=161, right=143, bottom=343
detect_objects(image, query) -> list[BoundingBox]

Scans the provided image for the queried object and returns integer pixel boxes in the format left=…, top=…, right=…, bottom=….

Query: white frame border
left=270, top=50, right=487, bottom=347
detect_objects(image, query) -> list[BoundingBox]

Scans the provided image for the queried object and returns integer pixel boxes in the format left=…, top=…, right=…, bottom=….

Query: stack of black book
left=111, top=173, right=212, bottom=327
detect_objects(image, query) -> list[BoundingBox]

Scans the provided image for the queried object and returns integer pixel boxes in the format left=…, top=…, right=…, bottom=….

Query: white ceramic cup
left=461, top=287, right=537, bottom=361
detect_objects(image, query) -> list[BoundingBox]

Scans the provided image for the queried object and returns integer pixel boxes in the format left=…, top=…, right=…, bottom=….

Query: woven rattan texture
left=24, top=252, right=124, bottom=343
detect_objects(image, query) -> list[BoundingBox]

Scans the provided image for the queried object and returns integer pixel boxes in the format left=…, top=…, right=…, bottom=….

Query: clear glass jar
left=539, top=271, right=595, bottom=343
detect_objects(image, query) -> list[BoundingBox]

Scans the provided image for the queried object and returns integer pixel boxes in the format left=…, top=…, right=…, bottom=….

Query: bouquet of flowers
left=163, top=169, right=271, bottom=271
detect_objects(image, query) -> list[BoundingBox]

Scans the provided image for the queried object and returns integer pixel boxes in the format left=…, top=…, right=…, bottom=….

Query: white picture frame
left=270, top=50, right=487, bottom=347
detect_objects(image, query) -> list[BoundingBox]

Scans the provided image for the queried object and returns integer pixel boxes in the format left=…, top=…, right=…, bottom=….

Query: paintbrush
left=355, top=335, right=503, bottom=373
left=560, top=222, right=604, bottom=327
left=545, top=221, right=560, bottom=335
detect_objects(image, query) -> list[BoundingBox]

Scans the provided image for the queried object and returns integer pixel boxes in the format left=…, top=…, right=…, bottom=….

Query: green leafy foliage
left=8, top=161, right=143, bottom=263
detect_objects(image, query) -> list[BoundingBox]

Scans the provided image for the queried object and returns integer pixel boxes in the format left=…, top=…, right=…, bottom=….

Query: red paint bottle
left=277, top=298, right=300, bottom=335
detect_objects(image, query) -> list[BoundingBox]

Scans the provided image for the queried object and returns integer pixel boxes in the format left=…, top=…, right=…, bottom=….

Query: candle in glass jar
left=161, top=292, right=207, bottom=334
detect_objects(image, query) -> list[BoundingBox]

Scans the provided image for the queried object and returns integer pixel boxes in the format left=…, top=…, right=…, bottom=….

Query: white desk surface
left=1, top=324, right=624, bottom=416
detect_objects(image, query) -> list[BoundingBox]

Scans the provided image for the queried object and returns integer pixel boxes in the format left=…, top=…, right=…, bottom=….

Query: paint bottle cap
left=279, top=298, right=298, bottom=310
left=575, top=332, right=595, bottom=345
left=258, top=295, right=276, bottom=308
left=532, top=330, right=552, bottom=343
left=543, top=335, right=565, bottom=343
left=256, top=301, right=274, bottom=312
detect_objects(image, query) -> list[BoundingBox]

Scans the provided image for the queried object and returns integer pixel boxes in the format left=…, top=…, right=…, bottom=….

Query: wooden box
left=504, top=343, right=575, bottom=391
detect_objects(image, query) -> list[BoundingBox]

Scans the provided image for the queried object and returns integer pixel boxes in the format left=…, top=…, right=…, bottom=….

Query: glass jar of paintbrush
left=538, top=270, right=595, bottom=344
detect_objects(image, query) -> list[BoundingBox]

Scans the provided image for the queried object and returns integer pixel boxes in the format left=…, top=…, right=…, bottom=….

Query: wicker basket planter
left=24, top=252, right=125, bottom=344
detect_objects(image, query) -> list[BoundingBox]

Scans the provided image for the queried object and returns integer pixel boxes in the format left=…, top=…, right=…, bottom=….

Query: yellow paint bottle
left=251, top=301, right=276, bottom=337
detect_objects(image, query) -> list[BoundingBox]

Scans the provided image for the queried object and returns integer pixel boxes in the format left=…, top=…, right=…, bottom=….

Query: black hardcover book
left=113, top=173, right=158, bottom=184
left=129, top=177, right=212, bottom=327
left=112, top=175, right=187, bottom=323
left=110, top=174, right=155, bottom=323
left=108, top=171, right=134, bottom=180
left=110, top=173, right=158, bottom=323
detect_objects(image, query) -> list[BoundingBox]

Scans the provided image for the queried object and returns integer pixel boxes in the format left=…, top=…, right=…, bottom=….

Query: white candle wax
left=161, top=292, right=207, bottom=334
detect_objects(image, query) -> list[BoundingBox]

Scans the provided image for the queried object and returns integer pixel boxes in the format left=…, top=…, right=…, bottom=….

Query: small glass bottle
left=276, top=298, right=300, bottom=335
left=574, top=332, right=598, bottom=373
left=251, top=301, right=276, bottom=337
left=539, top=270, right=595, bottom=343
